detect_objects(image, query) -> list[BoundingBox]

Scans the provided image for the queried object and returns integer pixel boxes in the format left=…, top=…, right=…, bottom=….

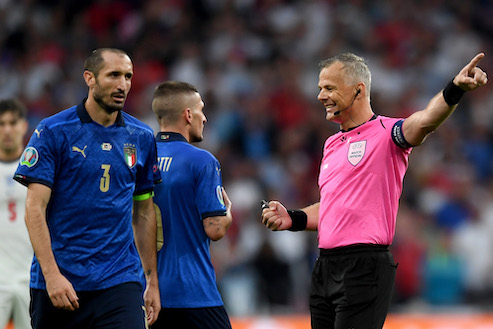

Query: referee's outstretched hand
left=454, top=53, right=488, bottom=91
left=261, top=200, right=292, bottom=231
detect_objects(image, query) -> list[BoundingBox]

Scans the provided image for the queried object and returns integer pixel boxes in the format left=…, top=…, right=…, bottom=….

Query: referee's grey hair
left=319, top=53, right=371, bottom=95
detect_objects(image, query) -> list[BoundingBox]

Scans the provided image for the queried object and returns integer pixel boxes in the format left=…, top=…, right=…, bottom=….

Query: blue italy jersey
left=14, top=101, right=161, bottom=291
left=154, top=132, right=226, bottom=308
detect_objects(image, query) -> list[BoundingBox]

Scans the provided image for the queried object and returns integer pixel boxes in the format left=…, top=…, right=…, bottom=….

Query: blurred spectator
left=251, top=241, right=292, bottom=311
left=422, top=230, right=465, bottom=305
left=390, top=205, right=426, bottom=305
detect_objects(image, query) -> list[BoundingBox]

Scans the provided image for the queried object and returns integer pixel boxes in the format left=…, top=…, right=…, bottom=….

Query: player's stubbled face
left=93, top=52, right=133, bottom=114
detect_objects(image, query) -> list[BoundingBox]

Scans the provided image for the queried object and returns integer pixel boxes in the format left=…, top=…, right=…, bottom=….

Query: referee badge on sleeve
left=348, top=141, right=366, bottom=166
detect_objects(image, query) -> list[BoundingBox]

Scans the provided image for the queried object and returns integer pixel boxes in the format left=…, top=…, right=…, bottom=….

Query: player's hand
left=144, top=283, right=161, bottom=326
left=222, top=187, right=232, bottom=214
left=261, top=200, right=292, bottom=231
left=453, top=53, right=488, bottom=91
left=45, top=272, right=79, bottom=311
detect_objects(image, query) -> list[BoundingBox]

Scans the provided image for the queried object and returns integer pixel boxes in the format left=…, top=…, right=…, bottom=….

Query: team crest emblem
left=348, top=141, right=366, bottom=166
left=20, top=147, right=39, bottom=167
left=124, top=145, right=137, bottom=168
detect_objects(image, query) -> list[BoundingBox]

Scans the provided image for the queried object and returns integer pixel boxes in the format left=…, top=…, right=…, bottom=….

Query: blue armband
left=391, top=120, right=412, bottom=149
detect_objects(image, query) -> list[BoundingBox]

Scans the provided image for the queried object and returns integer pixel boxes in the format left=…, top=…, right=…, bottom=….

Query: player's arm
left=203, top=187, right=233, bottom=241
left=261, top=201, right=319, bottom=232
left=402, top=53, right=487, bottom=146
left=132, top=195, right=161, bottom=325
left=25, top=183, right=79, bottom=311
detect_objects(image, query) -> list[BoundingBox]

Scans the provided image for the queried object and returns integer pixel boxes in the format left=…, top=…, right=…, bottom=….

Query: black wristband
left=287, top=209, right=307, bottom=232
left=442, top=79, right=465, bottom=106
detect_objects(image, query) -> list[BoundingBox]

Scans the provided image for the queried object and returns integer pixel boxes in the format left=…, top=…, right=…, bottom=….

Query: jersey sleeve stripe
left=13, top=174, right=54, bottom=189
left=201, top=210, right=227, bottom=220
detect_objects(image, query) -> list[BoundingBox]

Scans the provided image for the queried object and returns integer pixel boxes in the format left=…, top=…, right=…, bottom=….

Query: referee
left=262, top=52, right=487, bottom=329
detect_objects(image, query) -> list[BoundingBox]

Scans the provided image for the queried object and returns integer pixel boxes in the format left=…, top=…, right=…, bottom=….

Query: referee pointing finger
left=261, top=52, right=488, bottom=329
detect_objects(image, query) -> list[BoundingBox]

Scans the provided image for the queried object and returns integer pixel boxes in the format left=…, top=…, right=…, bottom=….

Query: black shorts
left=309, top=244, right=397, bottom=329
left=30, top=282, right=147, bottom=329
left=151, top=306, right=231, bottom=329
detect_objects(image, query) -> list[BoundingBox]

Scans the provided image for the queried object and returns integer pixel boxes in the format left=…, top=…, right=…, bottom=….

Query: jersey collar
left=77, top=99, right=126, bottom=126
left=341, top=114, right=377, bottom=133
left=156, top=132, right=188, bottom=143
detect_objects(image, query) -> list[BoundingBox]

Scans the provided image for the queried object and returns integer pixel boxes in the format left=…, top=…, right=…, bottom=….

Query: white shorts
left=0, top=282, right=30, bottom=329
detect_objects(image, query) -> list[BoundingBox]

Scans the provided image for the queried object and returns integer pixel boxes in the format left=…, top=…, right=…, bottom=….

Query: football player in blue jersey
left=150, top=81, right=233, bottom=329
left=14, top=48, right=161, bottom=329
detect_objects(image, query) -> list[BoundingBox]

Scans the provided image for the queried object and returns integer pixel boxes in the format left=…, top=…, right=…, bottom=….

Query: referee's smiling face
left=89, top=52, right=134, bottom=114
left=318, top=61, right=354, bottom=122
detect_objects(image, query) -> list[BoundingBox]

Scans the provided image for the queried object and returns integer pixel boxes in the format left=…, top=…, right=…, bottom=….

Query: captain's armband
left=133, top=191, right=154, bottom=201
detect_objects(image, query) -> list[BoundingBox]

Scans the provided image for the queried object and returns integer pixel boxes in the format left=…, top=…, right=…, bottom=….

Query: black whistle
left=260, top=200, right=269, bottom=210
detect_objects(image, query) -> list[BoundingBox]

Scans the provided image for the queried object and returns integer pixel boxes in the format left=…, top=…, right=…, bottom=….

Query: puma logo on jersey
left=34, top=128, right=43, bottom=138
left=72, top=145, right=87, bottom=158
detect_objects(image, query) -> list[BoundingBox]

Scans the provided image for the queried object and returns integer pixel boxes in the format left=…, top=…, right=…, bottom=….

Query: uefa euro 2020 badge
left=20, top=147, right=39, bottom=168
left=216, top=185, right=225, bottom=206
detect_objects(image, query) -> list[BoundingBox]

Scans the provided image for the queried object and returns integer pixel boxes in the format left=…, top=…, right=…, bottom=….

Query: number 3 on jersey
left=100, top=164, right=111, bottom=192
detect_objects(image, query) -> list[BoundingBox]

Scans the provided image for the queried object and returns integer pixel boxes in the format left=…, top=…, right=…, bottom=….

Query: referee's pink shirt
left=318, top=116, right=412, bottom=249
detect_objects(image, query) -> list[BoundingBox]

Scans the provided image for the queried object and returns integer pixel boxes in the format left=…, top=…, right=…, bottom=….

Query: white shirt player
left=0, top=160, right=32, bottom=329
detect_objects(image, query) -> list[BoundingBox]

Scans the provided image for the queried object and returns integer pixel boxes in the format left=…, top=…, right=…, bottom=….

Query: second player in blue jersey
left=150, top=81, right=233, bottom=329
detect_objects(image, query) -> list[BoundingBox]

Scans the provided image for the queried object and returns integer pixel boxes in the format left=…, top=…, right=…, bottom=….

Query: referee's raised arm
left=402, top=53, right=488, bottom=147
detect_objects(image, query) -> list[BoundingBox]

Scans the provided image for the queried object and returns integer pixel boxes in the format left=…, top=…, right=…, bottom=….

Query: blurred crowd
left=1, top=0, right=493, bottom=316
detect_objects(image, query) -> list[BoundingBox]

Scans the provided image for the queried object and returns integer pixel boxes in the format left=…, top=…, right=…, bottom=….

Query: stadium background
left=2, top=0, right=493, bottom=328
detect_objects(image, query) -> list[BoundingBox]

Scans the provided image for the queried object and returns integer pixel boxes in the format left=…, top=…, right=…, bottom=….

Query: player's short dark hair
left=83, top=48, right=130, bottom=77
left=152, top=81, right=200, bottom=123
left=0, top=98, right=27, bottom=119
left=153, top=81, right=199, bottom=99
